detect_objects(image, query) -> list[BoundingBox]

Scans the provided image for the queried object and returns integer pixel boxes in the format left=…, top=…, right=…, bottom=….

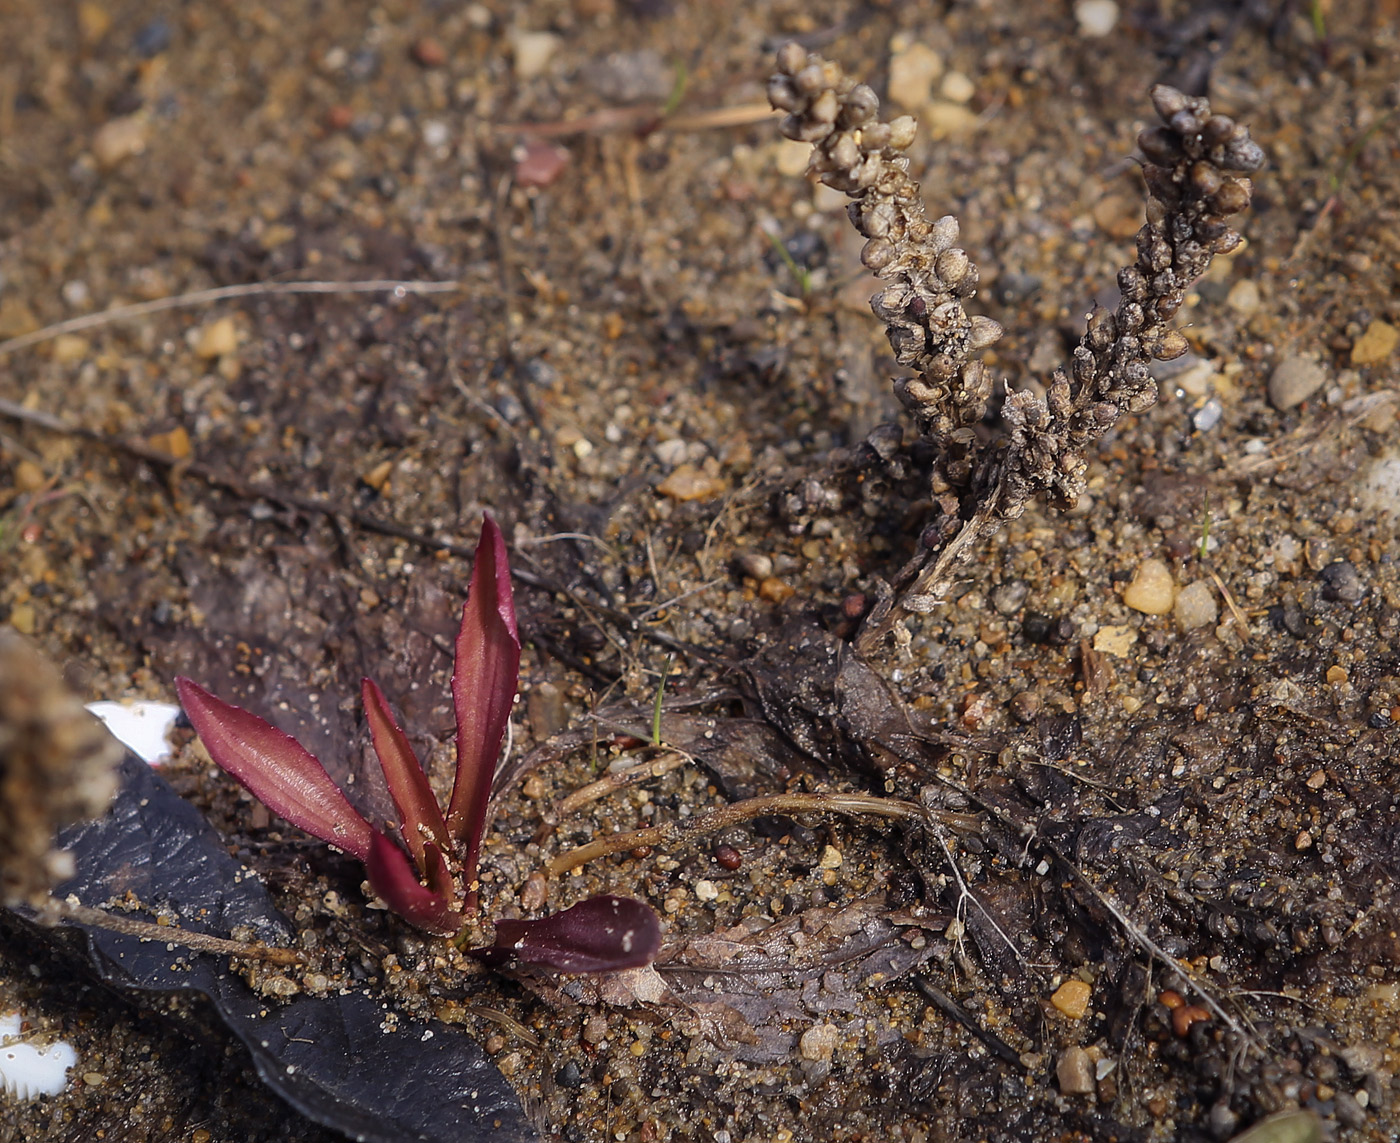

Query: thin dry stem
left=42, top=896, right=303, bottom=967
left=547, top=791, right=928, bottom=875
left=0, top=279, right=462, bottom=359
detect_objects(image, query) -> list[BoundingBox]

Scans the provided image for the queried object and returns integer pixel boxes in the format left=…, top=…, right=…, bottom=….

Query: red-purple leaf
left=446, top=513, right=521, bottom=895
left=361, top=677, right=451, bottom=871
left=469, top=895, right=662, bottom=973
left=175, top=677, right=374, bottom=861
left=365, top=830, right=463, bottom=937
left=422, top=840, right=456, bottom=901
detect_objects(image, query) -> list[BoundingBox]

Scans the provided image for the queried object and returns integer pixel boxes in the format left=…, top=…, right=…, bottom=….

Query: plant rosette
left=176, top=513, right=660, bottom=974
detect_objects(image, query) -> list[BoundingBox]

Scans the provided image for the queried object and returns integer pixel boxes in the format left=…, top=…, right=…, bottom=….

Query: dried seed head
left=1138, top=126, right=1183, bottom=165
left=776, top=41, right=807, bottom=76
left=935, top=247, right=971, bottom=288
left=841, top=84, right=880, bottom=128
left=767, top=75, right=802, bottom=113
left=861, top=237, right=896, bottom=272
left=887, top=116, right=917, bottom=151
left=1150, top=84, right=1190, bottom=121
left=968, top=315, right=1003, bottom=351
left=1209, top=177, right=1252, bottom=215
left=930, top=214, right=960, bottom=253
left=810, top=88, right=840, bottom=125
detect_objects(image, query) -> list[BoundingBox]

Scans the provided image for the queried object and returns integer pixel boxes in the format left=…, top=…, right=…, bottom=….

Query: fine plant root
left=546, top=790, right=968, bottom=876
left=555, top=752, right=688, bottom=819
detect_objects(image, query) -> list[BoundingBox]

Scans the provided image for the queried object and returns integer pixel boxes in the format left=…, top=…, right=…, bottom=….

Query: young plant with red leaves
left=175, top=514, right=660, bottom=974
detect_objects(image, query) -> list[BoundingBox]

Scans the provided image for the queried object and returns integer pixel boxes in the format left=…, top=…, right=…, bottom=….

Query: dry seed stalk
left=768, top=45, right=1264, bottom=649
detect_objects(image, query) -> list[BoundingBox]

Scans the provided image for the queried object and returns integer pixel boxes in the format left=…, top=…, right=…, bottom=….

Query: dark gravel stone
left=1319, top=560, right=1365, bottom=603
left=133, top=18, right=172, bottom=57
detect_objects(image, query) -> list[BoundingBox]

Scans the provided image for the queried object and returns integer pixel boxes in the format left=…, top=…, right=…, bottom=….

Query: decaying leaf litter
left=2, top=1, right=1400, bottom=1140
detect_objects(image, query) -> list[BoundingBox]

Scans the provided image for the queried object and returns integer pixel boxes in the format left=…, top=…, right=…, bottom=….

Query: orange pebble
left=1172, top=1004, right=1211, bottom=1037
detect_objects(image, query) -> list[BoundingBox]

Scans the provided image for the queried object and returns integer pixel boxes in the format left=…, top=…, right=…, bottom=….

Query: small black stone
left=556, top=1060, right=582, bottom=1089
left=1319, top=560, right=1365, bottom=604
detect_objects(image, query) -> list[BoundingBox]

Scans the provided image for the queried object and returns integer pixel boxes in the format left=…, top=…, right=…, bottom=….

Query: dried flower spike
left=769, top=47, right=1263, bottom=646
left=176, top=514, right=660, bottom=972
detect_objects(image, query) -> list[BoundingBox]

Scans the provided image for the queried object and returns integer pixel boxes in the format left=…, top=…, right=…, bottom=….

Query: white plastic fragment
left=0, top=1011, right=77, bottom=1100
left=85, top=700, right=182, bottom=765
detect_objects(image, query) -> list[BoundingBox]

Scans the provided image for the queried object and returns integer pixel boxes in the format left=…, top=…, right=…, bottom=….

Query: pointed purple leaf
left=469, top=895, right=662, bottom=973
left=175, top=677, right=374, bottom=861
left=361, top=677, right=451, bottom=872
left=446, top=513, right=521, bottom=897
left=365, top=830, right=463, bottom=937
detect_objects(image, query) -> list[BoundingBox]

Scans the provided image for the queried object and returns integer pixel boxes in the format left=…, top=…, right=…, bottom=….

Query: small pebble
left=556, top=1060, right=582, bottom=1088
left=1057, top=1046, right=1095, bottom=1094
left=514, top=140, right=569, bottom=189
left=923, top=101, right=979, bottom=139
left=511, top=30, right=561, bottom=80
left=519, top=872, right=548, bottom=912
left=194, top=316, right=238, bottom=359
left=1074, top=0, right=1120, bottom=37
left=132, top=17, right=172, bottom=57
left=734, top=551, right=773, bottom=580
left=713, top=844, right=743, bottom=870
left=656, top=464, right=724, bottom=502
left=8, top=604, right=37, bottom=635
left=1268, top=354, right=1327, bottom=411
left=1192, top=398, right=1224, bottom=433
left=758, top=577, right=795, bottom=603
left=411, top=37, right=447, bottom=67
left=1092, top=624, right=1137, bottom=657
left=1173, top=580, right=1218, bottom=630
left=14, top=460, right=47, bottom=492
left=1351, top=319, right=1398, bottom=366
left=654, top=438, right=690, bottom=468
left=582, top=1015, right=608, bottom=1044
left=1123, top=558, right=1176, bottom=615
left=1050, top=980, right=1092, bottom=1020
left=1225, top=278, right=1261, bottom=317
left=694, top=879, right=719, bottom=901
left=92, top=115, right=148, bottom=167
left=1319, top=560, right=1365, bottom=603
left=799, top=1023, right=839, bottom=1063
left=886, top=40, right=943, bottom=110
left=1010, top=690, right=1041, bottom=723
left=817, top=845, right=842, bottom=869
left=939, top=71, right=975, bottom=104
left=990, top=579, right=1029, bottom=615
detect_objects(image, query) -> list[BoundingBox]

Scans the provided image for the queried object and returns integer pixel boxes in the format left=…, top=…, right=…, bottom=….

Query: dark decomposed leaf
left=8, top=753, right=533, bottom=1143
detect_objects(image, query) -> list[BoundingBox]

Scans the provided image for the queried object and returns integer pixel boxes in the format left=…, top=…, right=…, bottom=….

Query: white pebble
left=1074, top=0, right=1120, bottom=37
left=511, top=31, right=561, bottom=81
left=1173, top=580, right=1219, bottom=630
left=1123, top=558, right=1176, bottom=615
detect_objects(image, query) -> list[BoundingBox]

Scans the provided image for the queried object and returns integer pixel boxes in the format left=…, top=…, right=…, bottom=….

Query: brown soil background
left=2, top=1, right=1399, bottom=1141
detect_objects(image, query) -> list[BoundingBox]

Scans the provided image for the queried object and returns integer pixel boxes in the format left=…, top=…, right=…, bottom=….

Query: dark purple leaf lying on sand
left=471, top=895, right=662, bottom=973
left=7, top=752, right=532, bottom=1143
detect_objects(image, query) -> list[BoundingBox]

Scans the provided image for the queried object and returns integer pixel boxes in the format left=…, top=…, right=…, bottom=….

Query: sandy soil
left=2, top=1, right=1399, bottom=1140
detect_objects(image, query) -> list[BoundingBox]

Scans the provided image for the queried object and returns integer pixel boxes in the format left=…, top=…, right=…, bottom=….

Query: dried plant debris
left=769, top=45, right=1264, bottom=644
left=0, top=630, right=121, bottom=906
